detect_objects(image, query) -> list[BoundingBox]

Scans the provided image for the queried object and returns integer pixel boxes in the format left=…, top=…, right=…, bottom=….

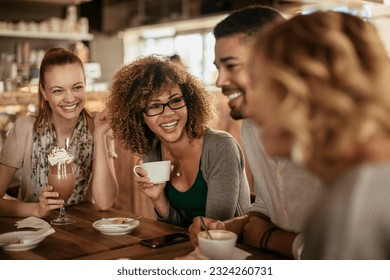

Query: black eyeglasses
left=142, top=96, right=187, bottom=117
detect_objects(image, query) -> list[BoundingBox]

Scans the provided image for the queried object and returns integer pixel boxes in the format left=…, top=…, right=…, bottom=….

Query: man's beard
left=230, top=106, right=246, bottom=120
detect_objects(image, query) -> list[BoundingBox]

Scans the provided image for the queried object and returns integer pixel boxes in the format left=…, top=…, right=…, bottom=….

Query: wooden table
left=0, top=202, right=286, bottom=260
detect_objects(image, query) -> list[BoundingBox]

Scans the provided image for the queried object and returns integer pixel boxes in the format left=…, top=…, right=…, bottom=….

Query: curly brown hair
left=106, top=54, right=216, bottom=155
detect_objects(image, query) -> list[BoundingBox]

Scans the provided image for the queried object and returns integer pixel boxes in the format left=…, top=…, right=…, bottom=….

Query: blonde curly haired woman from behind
left=247, top=11, right=390, bottom=259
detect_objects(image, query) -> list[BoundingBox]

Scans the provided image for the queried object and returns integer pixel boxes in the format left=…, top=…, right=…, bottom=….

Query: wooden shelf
left=0, top=30, right=94, bottom=41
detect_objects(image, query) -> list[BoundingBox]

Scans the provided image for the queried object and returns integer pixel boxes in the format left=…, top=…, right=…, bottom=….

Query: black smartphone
left=140, top=232, right=190, bottom=248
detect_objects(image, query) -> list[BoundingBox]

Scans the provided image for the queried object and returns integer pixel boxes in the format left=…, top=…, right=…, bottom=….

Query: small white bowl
left=0, top=231, right=46, bottom=251
left=92, top=217, right=140, bottom=235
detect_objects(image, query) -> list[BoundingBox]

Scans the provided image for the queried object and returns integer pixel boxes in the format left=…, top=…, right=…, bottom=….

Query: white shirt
left=241, top=119, right=324, bottom=232
left=303, top=162, right=390, bottom=259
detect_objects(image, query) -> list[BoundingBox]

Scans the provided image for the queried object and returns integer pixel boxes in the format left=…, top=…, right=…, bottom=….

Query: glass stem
left=57, top=206, right=68, bottom=221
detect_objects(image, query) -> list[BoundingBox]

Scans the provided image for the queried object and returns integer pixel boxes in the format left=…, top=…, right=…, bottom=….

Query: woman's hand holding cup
left=133, top=160, right=171, bottom=201
left=36, top=185, right=64, bottom=217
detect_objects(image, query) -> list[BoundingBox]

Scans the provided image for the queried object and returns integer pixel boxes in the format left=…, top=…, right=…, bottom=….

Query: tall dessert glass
left=48, top=146, right=75, bottom=225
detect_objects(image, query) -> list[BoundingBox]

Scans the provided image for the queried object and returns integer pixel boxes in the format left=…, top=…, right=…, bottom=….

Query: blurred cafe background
left=0, top=0, right=389, bottom=217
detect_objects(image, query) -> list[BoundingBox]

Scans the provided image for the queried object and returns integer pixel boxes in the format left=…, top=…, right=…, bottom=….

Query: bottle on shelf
left=5, top=62, right=18, bottom=93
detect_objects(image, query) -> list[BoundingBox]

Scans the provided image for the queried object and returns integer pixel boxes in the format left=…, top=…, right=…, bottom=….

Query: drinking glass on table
left=48, top=145, right=75, bottom=225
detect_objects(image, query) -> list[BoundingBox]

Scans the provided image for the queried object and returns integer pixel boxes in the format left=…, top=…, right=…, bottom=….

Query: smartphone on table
left=140, top=232, right=189, bottom=248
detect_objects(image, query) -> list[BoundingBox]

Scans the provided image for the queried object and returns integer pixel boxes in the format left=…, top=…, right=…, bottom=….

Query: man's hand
left=188, top=216, right=224, bottom=247
left=243, top=215, right=275, bottom=248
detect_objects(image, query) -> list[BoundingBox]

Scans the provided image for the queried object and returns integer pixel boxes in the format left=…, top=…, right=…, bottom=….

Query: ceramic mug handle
left=133, top=164, right=142, bottom=177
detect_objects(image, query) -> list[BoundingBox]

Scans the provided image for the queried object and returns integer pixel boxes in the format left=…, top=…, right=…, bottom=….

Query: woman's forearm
left=151, top=194, right=170, bottom=218
left=0, top=199, right=42, bottom=218
left=91, top=134, right=118, bottom=210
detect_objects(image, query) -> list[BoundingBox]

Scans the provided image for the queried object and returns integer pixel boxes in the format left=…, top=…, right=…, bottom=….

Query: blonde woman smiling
left=0, top=48, right=118, bottom=218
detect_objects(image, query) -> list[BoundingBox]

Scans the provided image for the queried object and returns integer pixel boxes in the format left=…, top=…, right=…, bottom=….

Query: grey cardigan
left=144, top=128, right=251, bottom=227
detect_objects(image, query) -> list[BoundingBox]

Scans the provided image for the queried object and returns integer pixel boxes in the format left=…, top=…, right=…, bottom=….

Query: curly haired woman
left=247, top=11, right=390, bottom=259
left=106, top=55, right=250, bottom=227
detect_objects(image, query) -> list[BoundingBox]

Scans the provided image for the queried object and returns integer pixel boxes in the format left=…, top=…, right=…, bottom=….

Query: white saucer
left=232, top=247, right=252, bottom=260
left=0, top=231, right=45, bottom=251
left=93, top=217, right=140, bottom=235
left=189, top=247, right=252, bottom=260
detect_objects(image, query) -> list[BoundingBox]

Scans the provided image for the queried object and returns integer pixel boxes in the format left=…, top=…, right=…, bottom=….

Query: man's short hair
left=214, top=5, right=284, bottom=39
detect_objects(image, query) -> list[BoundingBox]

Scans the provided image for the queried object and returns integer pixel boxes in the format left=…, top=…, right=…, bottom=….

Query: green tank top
left=164, top=168, right=208, bottom=227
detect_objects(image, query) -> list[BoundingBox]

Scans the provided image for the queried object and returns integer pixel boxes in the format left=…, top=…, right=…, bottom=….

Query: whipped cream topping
left=48, top=147, right=74, bottom=166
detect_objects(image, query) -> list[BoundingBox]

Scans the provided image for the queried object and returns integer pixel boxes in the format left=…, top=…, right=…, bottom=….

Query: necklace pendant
left=176, top=171, right=181, bottom=177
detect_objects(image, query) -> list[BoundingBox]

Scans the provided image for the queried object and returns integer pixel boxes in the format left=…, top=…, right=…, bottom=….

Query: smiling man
left=189, top=5, right=324, bottom=259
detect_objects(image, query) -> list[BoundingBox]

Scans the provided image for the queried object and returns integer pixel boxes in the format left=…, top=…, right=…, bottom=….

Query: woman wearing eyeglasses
left=106, top=55, right=250, bottom=227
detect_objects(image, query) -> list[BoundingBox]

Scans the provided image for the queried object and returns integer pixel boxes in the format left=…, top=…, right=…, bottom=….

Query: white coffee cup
left=133, top=160, right=171, bottom=184
left=198, top=230, right=238, bottom=260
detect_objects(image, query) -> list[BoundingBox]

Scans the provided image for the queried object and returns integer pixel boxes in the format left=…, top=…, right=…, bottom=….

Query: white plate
left=0, top=231, right=45, bottom=251
left=92, top=217, right=140, bottom=235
